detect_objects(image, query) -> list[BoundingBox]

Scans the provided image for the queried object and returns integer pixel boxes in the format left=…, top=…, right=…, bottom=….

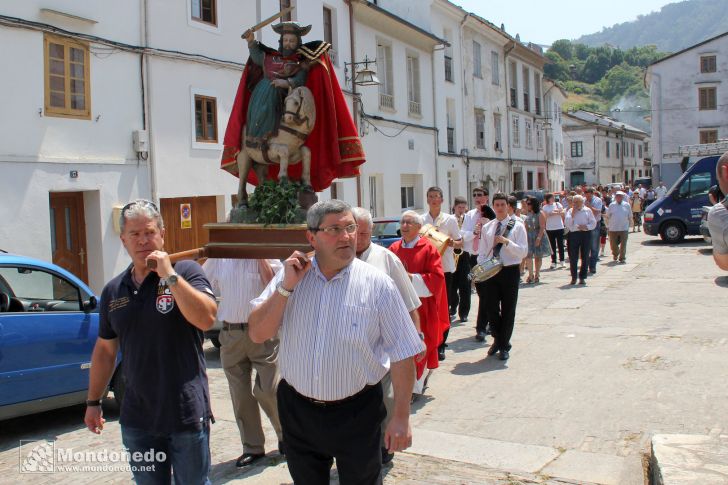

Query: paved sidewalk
left=1, top=231, right=726, bottom=484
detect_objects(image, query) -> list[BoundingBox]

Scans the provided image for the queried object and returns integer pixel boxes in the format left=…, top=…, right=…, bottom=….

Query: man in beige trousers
left=203, top=258, right=283, bottom=467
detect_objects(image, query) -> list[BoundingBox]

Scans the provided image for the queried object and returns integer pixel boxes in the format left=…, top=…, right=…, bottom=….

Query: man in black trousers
left=473, top=193, right=528, bottom=361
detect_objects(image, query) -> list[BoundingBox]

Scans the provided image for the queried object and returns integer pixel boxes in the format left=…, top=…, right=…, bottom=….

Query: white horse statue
left=236, top=86, right=316, bottom=207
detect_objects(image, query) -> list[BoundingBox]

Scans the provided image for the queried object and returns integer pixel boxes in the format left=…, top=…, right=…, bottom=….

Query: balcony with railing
left=444, top=56, right=453, bottom=82
left=510, top=88, right=517, bottom=108
left=408, top=100, right=421, bottom=116
left=447, top=127, right=455, bottom=153
left=379, top=93, right=394, bottom=110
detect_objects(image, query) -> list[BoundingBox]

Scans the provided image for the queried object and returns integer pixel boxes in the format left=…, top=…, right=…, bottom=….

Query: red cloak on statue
left=389, top=237, right=450, bottom=378
left=220, top=42, right=365, bottom=191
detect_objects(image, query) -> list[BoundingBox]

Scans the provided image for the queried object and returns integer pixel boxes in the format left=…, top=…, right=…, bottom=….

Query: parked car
left=700, top=206, right=712, bottom=244
left=371, top=217, right=401, bottom=248
left=0, top=253, right=123, bottom=420
left=633, top=176, right=652, bottom=188
left=643, top=155, right=720, bottom=243
left=513, top=190, right=545, bottom=202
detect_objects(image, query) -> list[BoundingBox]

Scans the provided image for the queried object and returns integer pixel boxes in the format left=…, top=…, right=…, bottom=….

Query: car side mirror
left=83, top=296, right=97, bottom=313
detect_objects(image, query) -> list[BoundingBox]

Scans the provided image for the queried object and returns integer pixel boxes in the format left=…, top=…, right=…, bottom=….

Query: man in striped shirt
left=249, top=200, right=424, bottom=485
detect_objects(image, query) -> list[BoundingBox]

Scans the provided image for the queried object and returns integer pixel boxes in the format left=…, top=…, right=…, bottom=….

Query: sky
left=454, top=0, right=678, bottom=46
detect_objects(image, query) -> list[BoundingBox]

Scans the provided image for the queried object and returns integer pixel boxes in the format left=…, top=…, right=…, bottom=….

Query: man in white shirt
left=606, top=191, right=632, bottom=263
left=203, top=258, right=283, bottom=467
left=542, top=192, right=566, bottom=269
left=461, top=187, right=496, bottom=341
left=423, top=186, right=463, bottom=361
left=249, top=200, right=423, bottom=484
left=584, top=187, right=603, bottom=274
left=565, top=195, right=597, bottom=285
left=352, top=206, right=423, bottom=465
left=655, top=181, right=668, bottom=199
left=475, top=193, right=528, bottom=361
left=708, top=152, right=728, bottom=271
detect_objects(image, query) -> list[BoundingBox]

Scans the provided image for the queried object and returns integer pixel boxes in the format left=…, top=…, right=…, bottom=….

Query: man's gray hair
left=120, top=199, right=164, bottom=233
left=400, top=210, right=424, bottom=226
left=572, top=195, right=585, bottom=204
left=351, top=207, right=373, bottom=229
left=307, top=199, right=352, bottom=229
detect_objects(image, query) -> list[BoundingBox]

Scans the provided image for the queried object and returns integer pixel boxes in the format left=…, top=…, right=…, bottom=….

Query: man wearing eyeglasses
left=85, top=199, right=218, bottom=484
left=461, top=187, right=496, bottom=341
left=249, top=200, right=424, bottom=485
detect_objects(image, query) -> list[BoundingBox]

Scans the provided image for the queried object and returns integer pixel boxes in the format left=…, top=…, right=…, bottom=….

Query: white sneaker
left=550, top=263, right=557, bottom=269
left=559, top=261, right=565, bottom=268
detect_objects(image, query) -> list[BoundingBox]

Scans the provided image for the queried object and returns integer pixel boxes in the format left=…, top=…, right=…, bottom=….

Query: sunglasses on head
left=121, top=199, right=159, bottom=214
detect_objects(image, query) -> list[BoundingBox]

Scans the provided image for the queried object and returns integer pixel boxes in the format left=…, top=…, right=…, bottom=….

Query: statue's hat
left=272, top=21, right=312, bottom=37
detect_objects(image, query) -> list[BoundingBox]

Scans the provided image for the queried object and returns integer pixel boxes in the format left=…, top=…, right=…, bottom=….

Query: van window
left=678, top=172, right=711, bottom=198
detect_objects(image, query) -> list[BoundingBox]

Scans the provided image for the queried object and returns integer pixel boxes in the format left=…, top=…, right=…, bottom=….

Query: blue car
left=371, top=217, right=401, bottom=248
left=0, top=252, right=123, bottom=420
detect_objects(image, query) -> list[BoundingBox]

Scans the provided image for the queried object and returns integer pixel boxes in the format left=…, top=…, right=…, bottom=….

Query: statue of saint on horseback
left=220, top=14, right=366, bottom=219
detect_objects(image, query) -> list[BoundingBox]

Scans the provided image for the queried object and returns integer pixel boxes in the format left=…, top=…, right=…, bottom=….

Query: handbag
left=469, top=219, right=516, bottom=283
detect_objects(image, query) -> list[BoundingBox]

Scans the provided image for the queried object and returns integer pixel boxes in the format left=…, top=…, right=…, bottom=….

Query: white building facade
left=563, top=110, right=650, bottom=187
left=646, top=31, right=728, bottom=186
left=1, top=0, right=568, bottom=289
left=0, top=3, right=149, bottom=292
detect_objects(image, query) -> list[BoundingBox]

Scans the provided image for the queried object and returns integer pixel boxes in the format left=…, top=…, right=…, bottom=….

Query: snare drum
left=419, top=224, right=451, bottom=256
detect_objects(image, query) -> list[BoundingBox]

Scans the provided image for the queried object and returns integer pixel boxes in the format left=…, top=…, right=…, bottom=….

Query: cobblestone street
left=1, top=231, right=726, bottom=484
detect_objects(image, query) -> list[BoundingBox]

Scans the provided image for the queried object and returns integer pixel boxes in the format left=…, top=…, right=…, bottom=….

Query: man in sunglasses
left=461, top=187, right=496, bottom=341
left=249, top=200, right=423, bottom=484
left=85, top=199, right=218, bottom=484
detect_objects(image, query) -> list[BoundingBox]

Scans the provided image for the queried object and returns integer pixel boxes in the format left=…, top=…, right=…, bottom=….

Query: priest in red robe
left=389, top=211, right=450, bottom=383
left=220, top=21, right=365, bottom=192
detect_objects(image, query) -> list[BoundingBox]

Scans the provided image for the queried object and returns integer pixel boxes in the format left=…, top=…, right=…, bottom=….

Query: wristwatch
left=86, top=399, right=103, bottom=407
left=166, top=273, right=180, bottom=287
left=276, top=283, right=293, bottom=298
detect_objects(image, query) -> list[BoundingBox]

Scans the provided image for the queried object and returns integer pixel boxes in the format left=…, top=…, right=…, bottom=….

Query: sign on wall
left=180, top=203, right=192, bottom=229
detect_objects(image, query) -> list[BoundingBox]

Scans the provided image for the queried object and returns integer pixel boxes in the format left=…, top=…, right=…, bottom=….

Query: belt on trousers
left=222, top=321, right=248, bottom=331
left=283, top=379, right=376, bottom=407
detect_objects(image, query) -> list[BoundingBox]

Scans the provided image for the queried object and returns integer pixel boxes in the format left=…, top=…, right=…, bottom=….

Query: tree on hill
left=574, top=0, right=728, bottom=52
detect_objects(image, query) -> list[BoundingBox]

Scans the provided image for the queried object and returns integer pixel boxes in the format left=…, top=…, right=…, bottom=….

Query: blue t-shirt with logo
left=99, top=260, right=216, bottom=433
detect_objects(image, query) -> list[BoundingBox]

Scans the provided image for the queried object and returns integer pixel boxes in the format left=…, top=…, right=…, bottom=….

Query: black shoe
left=589, top=269, right=596, bottom=275
left=438, top=348, right=446, bottom=361
left=459, top=316, right=468, bottom=323
left=278, top=441, right=285, bottom=456
left=475, top=331, right=486, bottom=342
left=579, top=279, right=586, bottom=285
left=487, top=344, right=498, bottom=356
left=498, top=350, right=510, bottom=361
left=381, top=447, right=394, bottom=465
left=570, top=278, right=577, bottom=285
left=236, top=453, right=265, bottom=468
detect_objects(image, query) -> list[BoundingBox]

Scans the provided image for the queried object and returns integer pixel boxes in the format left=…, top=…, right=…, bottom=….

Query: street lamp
left=344, top=56, right=380, bottom=87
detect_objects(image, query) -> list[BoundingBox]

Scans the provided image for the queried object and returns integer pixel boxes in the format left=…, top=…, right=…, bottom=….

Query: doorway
left=49, top=192, right=88, bottom=283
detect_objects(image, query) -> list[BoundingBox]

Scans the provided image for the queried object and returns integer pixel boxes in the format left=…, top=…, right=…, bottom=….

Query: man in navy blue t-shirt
left=84, top=199, right=217, bottom=484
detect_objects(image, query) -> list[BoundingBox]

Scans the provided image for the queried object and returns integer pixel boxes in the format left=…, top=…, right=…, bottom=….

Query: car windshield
left=372, top=222, right=400, bottom=238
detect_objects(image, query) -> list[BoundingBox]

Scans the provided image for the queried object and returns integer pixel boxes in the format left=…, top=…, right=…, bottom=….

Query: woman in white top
left=542, top=193, right=566, bottom=269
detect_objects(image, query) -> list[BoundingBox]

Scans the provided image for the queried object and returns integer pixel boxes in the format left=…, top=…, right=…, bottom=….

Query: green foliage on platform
left=247, top=180, right=306, bottom=225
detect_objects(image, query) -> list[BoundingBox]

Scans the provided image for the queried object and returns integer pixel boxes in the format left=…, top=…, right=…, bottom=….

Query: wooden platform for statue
left=203, top=223, right=312, bottom=259
left=158, top=223, right=312, bottom=266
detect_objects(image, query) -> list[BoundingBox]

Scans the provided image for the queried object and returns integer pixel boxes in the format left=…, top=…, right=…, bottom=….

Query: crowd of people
left=83, top=179, right=676, bottom=485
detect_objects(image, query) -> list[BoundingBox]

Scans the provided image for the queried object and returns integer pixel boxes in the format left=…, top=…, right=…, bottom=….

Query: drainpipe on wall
left=504, top=41, right=516, bottom=191
left=457, top=13, right=468, bottom=192
left=345, top=0, right=362, bottom=207
left=431, top=43, right=441, bottom=189
left=141, top=0, right=157, bottom=204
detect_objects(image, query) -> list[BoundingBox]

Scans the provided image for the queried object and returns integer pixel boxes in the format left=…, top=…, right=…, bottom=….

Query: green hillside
left=575, top=0, right=728, bottom=52
left=544, top=42, right=669, bottom=131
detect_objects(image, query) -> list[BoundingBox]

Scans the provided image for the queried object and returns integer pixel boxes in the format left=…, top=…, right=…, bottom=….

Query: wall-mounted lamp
left=345, top=56, right=380, bottom=87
